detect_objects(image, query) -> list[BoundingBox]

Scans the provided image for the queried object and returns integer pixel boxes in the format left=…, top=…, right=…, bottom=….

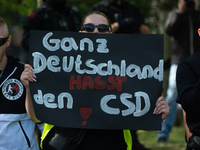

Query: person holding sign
left=21, top=11, right=169, bottom=150
left=0, top=16, right=42, bottom=150
left=90, top=1, right=150, bottom=149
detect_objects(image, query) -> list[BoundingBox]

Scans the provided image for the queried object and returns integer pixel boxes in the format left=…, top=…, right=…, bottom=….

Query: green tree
left=0, top=0, right=36, bottom=26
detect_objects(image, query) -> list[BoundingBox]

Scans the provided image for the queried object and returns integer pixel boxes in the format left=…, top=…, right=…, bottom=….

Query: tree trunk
left=157, top=0, right=174, bottom=97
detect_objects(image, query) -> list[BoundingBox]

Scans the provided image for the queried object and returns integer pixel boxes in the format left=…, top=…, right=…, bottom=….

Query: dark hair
left=80, top=11, right=112, bottom=32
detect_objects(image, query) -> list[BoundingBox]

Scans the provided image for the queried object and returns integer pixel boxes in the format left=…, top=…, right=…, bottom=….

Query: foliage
left=0, top=0, right=37, bottom=25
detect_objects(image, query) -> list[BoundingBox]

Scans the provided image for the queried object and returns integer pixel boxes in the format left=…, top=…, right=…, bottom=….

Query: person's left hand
left=153, top=96, right=169, bottom=122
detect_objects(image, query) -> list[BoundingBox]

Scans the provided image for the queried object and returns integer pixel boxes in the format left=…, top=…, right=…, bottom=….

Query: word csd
left=33, top=90, right=150, bottom=117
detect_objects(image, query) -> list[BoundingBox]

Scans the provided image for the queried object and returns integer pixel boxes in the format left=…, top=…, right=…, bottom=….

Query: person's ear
left=198, top=29, right=200, bottom=36
left=6, top=35, right=11, bottom=47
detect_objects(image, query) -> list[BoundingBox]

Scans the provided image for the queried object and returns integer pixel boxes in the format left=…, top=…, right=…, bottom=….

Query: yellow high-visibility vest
left=40, top=123, right=132, bottom=150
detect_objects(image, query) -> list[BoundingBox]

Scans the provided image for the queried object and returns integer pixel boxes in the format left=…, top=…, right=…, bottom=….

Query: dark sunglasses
left=0, top=36, right=9, bottom=46
left=82, top=23, right=110, bottom=33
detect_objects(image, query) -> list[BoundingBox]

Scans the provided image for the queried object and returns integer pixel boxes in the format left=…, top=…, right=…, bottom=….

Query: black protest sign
left=29, top=30, right=163, bottom=130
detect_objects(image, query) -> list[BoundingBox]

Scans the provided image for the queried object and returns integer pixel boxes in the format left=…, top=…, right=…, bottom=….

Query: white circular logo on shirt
left=2, top=79, right=24, bottom=100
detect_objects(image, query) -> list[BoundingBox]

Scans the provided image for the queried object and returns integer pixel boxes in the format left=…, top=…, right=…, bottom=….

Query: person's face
left=0, top=24, right=11, bottom=61
left=80, top=14, right=111, bottom=34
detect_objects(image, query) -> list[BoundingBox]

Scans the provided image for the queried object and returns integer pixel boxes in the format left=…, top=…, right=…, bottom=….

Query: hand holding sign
left=28, top=30, right=164, bottom=130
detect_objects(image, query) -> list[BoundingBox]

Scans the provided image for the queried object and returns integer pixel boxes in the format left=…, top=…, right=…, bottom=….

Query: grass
left=137, top=125, right=186, bottom=150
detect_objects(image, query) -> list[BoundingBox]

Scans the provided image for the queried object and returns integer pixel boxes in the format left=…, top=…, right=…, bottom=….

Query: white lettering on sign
left=31, top=31, right=163, bottom=122
left=43, top=32, right=109, bottom=53
left=100, top=91, right=150, bottom=117
left=32, top=52, right=163, bottom=82
left=34, top=90, right=150, bottom=117
left=34, top=90, right=73, bottom=109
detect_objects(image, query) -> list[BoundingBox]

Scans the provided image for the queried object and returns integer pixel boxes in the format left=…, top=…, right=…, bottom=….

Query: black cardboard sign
left=29, top=30, right=163, bottom=130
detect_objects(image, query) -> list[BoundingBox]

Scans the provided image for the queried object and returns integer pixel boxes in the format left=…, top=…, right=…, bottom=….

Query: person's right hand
left=20, top=64, right=36, bottom=89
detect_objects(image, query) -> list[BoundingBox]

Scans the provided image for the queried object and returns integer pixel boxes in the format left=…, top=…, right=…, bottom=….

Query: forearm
left=25, top=88, right=41, bottom=123
left=183, top=110, right=192, bottom=142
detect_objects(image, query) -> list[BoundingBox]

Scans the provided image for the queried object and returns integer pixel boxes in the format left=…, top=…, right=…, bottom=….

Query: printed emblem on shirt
left=2, top=79, right=24, bottom=100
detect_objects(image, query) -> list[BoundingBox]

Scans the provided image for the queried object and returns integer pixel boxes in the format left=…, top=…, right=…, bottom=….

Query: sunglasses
left=0, top=36, right=9, bottom=46
left=82, top=23, right=110, bottom=33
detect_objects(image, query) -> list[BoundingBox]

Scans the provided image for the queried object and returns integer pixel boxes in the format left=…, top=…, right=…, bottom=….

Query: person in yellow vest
left=20, top=11, right=169, bottom=150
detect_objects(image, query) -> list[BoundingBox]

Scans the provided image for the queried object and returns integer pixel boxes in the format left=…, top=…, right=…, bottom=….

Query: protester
left=90, top=1, right=150, bottom=149
left=0, top=16, right=42, bottom=150
left=157, top=0, right=200, bottom=143
left=20, top=11, right=169, bottom=150
left=176, top=26, right=200, bottom=149
left=90, top=0, right=149, bottom=34
left=21, top=0, right=82, bottom=52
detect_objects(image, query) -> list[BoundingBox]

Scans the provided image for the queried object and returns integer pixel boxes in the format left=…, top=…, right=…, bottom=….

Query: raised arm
left=21, top=64, right=40, bottom=123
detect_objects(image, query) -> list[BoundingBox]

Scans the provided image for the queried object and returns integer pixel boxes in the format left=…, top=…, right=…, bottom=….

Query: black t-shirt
left=0, top=56, right=26, bottom=114
left=177, top=51, right=200, bottom=136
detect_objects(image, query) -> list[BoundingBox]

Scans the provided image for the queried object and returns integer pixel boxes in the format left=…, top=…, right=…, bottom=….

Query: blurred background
left=0, top=0, right=179, bottom=97
left=0, top=0, right=196, bottom=149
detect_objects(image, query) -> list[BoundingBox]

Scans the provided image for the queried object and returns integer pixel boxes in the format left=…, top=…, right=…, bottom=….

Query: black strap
left=43, top=126, right=87, bottom=150
left=18, top=121, right=31, bottom=147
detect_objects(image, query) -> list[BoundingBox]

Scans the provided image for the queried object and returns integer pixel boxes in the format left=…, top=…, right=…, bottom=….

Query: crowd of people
left=1, top=0, right=200, bottom=149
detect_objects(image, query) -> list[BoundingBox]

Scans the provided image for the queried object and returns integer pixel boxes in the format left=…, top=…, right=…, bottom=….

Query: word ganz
left=34, top=90, right=150, bottom=117
left=43, top=32, right=109, bottom=53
